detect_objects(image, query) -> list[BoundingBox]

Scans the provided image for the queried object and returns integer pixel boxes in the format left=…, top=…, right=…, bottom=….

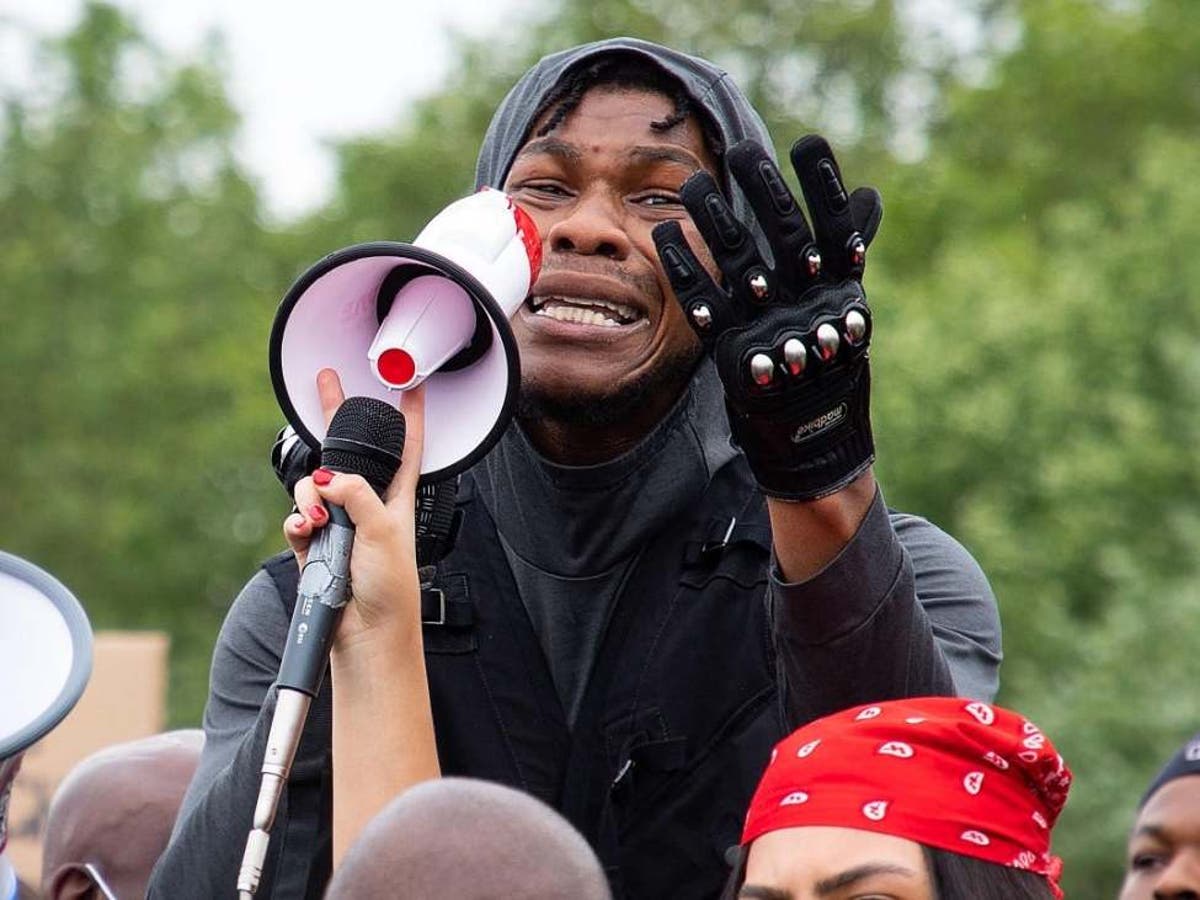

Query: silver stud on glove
left=849, top=235, right=866, bottom=268
left=804, top=248, right=821, bottom=278
left=845, top=309, right=867, bottom=345
left=816, top=323, right=841, bottom=361
left=783, top=337, right=807, bottom=376
left=748, top=272, right=770, bottom=300
left=750, top=352, right=776, bottom=386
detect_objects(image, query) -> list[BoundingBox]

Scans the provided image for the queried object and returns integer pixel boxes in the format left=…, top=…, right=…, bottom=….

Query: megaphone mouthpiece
left=367, top=273, right=479, bottom=391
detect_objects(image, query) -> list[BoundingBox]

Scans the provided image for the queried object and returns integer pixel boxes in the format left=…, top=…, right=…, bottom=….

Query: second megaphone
left=270, top=188, right=542, bottom=483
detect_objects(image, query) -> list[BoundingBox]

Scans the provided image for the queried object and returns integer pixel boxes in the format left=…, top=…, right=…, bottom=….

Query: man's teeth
left=538, top=306, right=623, bottom=327
left=532, top=296, right=639, bottom=327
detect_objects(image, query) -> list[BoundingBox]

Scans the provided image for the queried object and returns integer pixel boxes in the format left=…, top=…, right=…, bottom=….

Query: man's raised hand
left=652, top=136, right=882, bottom=500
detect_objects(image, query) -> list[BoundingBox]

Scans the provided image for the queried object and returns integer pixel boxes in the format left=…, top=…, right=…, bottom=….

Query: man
left=1118, top=730, right=1200, bottom=899
left=152, top=38, right=1000, bottom=898
left=41, top=730, right=203, bottom=900
left=325, top=778, right=610, bottom=899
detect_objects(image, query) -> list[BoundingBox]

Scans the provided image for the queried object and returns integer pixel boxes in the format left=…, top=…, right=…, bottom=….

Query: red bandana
left=742, top=697, right=1071, bottom=897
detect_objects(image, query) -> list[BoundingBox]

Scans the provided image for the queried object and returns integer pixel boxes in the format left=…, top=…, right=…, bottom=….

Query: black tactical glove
left=652, top=136, right=883, bottom=500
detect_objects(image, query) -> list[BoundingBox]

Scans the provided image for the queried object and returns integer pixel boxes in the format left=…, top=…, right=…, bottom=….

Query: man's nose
left=1153, top=850, right=1200, bottom=899
left=546, top=191, right=630, bottom=259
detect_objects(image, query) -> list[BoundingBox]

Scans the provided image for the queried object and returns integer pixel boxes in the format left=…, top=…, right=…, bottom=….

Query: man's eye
left=1130, top=851, right=1166, bottom=871
left=516, top=182, right=569, bottom=198
left=634, top=192, right=683, bottom=208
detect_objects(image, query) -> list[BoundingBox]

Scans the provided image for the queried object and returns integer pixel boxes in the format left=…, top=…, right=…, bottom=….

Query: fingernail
left=287, top=513, right=307, bottom=530
left=308, top=504, right=327, bottom=522
left=313, top=468, right=334, bottom=486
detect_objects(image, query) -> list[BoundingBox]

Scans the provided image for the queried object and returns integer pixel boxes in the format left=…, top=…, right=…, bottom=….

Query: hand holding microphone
left=285, top=381, right=425, bottom=651
left=238, top=389, right=428, bottom=897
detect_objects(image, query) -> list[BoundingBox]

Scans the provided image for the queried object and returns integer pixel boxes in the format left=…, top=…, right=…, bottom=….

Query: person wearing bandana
left=153, top=38, right=1002, bottom=899
left=728, top=696, right=1072, bottom=900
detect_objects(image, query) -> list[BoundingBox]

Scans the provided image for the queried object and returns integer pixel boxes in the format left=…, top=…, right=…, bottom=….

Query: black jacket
left=150, top=453, right=999, bottom=899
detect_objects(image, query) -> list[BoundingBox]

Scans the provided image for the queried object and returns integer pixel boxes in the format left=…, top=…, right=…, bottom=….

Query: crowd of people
left=3, top=35, right=1197, bottom=900
left=9, top=707, right=1199, bottom=898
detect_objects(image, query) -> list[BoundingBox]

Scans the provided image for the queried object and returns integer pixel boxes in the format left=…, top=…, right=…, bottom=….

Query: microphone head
left=320, top=396, right=406, bottom=495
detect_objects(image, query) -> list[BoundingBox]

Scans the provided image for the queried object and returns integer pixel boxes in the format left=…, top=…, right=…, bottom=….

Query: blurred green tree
left=4, top=0, right=1197, bottom=892
left=0, top=2, right=290, bottom=719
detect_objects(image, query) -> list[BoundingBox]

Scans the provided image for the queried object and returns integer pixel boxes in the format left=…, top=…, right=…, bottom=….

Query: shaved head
left=42, top=729, right=204, bottom=900
left=325, top=778, right=610, bottom=900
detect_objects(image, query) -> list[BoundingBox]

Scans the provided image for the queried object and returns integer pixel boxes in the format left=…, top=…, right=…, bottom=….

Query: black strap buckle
left=421, top=587, right=446, bottom=626
left=699, top=516, right=737, bottom=560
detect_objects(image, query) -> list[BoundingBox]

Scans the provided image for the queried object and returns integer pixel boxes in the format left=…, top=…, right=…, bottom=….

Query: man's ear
left=44, top=864, right=99, bottom=900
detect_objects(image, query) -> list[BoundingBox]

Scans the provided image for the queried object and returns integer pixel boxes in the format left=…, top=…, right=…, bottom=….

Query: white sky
left=0, top=0, right=531, bottom=219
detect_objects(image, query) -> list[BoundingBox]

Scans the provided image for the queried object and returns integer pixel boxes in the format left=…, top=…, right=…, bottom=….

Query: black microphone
left=238, top=396, right=405, bottom=898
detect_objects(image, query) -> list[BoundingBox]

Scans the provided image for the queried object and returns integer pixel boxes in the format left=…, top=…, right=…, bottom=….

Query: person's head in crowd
left=1118, top=730, right=1200, bottom=900
left=324, top=777, right=610, bottom=900
left=725, top=697, right=1072, bottom=900
left=475, top=42, right=758, bottom=453
left=40, top=729, right=203, bottom=900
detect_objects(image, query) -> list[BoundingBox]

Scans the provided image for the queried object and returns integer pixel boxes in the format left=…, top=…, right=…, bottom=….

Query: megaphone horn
left=269, top=188, right=541, bottom=484
left=0, top=551, right=93, bottom=761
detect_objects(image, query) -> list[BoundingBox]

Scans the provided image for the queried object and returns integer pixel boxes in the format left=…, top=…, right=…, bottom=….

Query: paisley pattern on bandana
left=742, top=697, right=1071, bottom=899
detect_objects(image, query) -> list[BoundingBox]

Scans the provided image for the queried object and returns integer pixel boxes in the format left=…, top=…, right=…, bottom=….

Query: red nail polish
left=313, top=468, right=334, bottom=486
left=308, top=505, right=326, bottom=521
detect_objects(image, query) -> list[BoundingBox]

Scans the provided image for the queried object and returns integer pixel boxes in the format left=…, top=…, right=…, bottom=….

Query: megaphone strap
left=415, top=479, right=461, bottom=566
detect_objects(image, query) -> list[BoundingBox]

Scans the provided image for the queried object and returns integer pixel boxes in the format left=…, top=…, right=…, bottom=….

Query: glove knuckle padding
left=716, top=280, right=874, bottom=499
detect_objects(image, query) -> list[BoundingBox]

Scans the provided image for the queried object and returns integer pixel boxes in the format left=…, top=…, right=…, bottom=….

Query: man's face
left=503, top=86, right=718, bottom=424
left=1118, top=776, right=1200, bottom=899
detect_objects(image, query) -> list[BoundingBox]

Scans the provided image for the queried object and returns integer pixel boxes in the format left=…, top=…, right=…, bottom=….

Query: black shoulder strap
left=264, top=550, right=300, bottom=617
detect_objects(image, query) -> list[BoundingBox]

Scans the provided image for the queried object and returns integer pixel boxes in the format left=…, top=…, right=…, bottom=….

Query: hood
left=473, top=36, right=774, bottom=228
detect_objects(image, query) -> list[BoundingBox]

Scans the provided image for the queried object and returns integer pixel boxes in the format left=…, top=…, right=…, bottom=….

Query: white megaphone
left=269, top=188, right=541, bottom=483
left=1, top=551, right=94, bottom=884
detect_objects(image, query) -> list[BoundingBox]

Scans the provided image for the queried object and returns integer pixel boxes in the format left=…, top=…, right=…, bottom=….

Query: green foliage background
left=2, top=1, right=1197, bottom=893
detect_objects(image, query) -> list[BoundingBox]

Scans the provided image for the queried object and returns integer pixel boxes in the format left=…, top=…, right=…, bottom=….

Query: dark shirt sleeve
left=770, top=489, right=1001, bottom=728
left=149, top=569, right=331, bottom=899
